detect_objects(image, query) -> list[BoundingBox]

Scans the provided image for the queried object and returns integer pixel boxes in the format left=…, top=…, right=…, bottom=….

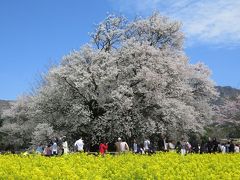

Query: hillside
left=0, top=100, right=13, bottom=115
left=216, top=86, right=240, bottom=101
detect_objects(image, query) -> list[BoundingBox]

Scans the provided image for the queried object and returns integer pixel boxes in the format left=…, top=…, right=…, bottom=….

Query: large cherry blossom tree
left=1, top=13, right=218, bottom=146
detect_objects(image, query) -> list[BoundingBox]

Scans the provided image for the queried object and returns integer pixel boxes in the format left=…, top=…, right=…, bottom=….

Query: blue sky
left=0, top=0, right=240, bottom=100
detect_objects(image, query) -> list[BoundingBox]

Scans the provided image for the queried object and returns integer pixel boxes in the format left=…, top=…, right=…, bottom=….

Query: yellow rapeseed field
left=0, top=152, right=240, bottom=179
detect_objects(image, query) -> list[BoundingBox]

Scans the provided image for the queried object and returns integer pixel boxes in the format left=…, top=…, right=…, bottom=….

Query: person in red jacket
left=99, top=139, right=108, bottom=156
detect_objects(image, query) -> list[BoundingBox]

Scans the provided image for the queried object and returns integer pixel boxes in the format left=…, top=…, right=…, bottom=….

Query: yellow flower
left=0, top=152, right=240, bottom=179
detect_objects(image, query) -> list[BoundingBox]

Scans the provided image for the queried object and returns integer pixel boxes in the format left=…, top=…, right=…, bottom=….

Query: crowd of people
left=33, top=136, right=240, bottom=157
left=160, top=137, right=240, bottom=155
left=202, top=138, right=240, bottom=154
left=35, top=136, right=69, bottom=156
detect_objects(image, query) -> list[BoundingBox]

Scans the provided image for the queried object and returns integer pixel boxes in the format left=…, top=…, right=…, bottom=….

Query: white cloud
left=109, top=0, right=240, bottom=47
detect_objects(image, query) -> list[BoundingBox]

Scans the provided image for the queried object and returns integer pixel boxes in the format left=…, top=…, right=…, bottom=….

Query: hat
left=118, top=137, right=122, bottom=141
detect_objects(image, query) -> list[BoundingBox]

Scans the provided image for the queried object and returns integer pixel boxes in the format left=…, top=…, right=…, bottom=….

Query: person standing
left=200, top=140, right=208, bottom=154
left=144, top=138, right=150, bottom=154
left=115, top=137, right=122, bottom=153
left=180, top=138, right=187, bottom=155
left=158, top=135, right=165, bottom=151
left=36, top=144, right=44, bottom=154
left=206, top=137, right=213, bottom=153
left=74, top=138, right=84, bottom=152
left=235, top=144, right=239, bottom=153
left=220, top=143, right=226, bottom=154
left=120, top=139, right=129, bottom=153
left=175, top=141, right=181, bottom=153
left=99, top=139, right=108, bottom=156
left=186, top=141, right=192, bottom=153
left=168, top=140, right=175, bottom=152
left=51, top=142, right=58, bottom=155
left=62, top=137, right=69, bottom=154
left=133, top=139, right=139, bottom=153
left=163, top=137, right=168, bottom=151
left=212, top=138, right=219, bottom=153
left=229, top=140, right=235, bottom=153
left=115, top=137, right=129, bottom=153
left=225, top=141, right=230, bottom=153
left=44, top=144, right=52, bottom=157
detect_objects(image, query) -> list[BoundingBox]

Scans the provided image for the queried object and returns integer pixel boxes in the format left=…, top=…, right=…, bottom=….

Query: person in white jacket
left=144, top=139, right=150, bottom=153
left=74, top=138, right=84, bottom=152
left=235, top=144, right=239, bottom=153
left=220, top=144, right=226, bottom=154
